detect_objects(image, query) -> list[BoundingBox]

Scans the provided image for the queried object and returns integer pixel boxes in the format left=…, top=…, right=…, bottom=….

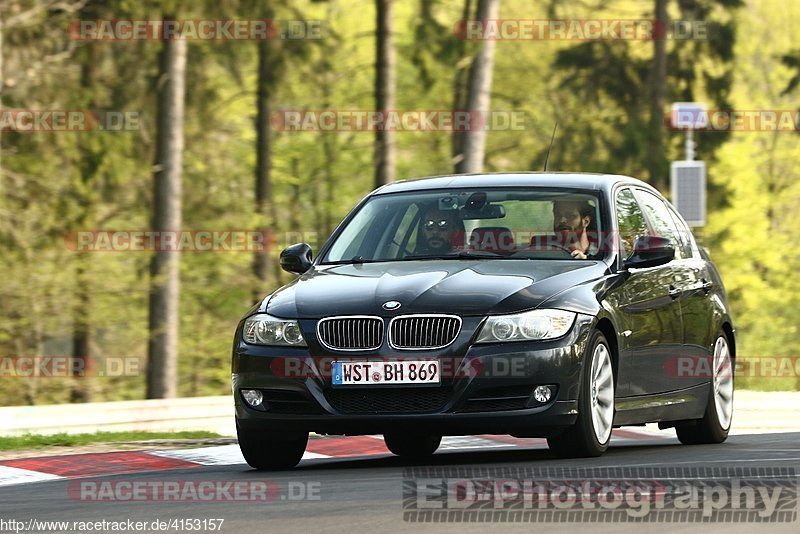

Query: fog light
left=242, top=389, right=264, bottom=408
left=533, top=385, right=553, bottom=403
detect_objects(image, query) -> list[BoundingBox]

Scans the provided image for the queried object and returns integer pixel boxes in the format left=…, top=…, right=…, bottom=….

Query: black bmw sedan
left=232, top=173, right=735, bottom=468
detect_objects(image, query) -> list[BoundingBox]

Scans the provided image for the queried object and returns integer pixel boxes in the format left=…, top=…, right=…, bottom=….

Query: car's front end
left=232, top=254, right=610, bottom=442
left=232, top=179, right=614, bottom=467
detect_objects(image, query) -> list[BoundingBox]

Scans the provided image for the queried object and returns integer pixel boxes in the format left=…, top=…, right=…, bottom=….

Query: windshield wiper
left=322, top=255, right=380, bottom=265
left=403, top=250, right=505, bottom=261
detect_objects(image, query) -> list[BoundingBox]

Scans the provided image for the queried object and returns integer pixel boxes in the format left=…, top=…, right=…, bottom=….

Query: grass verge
left=0, top=431, right=223, bottom=451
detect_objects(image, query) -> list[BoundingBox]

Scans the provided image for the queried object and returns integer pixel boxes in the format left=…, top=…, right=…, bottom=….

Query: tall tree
left=548, top=0, right=740, bottom=188
left=374, top=0, right=396, bottom=187
left=147, top=31, right=187, bottom=399
left=455, top=0, right=499, bottom=174
left=451, top=0, right=474, bottom=167
left=70, top=36, right=100, bottom=403
left=252, top=27, right=281, bottom=300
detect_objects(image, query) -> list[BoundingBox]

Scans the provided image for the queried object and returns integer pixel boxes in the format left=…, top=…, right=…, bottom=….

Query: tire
left=676, top=331, right=733, bottom=445
left=547, top=330, right=615, bottom=458
left=237, top=426, right=308, bottom=469
left=384, top=433, right=441, bottom=458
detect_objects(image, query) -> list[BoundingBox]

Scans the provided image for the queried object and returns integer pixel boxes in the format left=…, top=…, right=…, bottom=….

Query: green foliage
left=703, top=0, right=800, bottom=390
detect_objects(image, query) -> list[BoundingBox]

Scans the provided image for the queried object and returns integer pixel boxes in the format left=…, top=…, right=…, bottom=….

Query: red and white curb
left=0, top=428, right=670, bottom=488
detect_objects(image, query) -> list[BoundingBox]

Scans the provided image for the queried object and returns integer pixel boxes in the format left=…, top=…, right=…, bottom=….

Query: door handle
left=668, top=285, right=681, bottom=299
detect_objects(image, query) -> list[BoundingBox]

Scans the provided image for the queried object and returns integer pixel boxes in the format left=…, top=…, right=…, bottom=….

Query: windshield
left=321, top=189, right=606, bottom=264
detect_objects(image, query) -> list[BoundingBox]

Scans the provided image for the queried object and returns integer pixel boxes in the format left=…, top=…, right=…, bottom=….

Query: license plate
left=332, top=360, right=440, bottom=386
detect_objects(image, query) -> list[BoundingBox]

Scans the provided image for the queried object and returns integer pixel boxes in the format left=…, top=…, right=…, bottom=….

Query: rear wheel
left=384, top=433, right=441, bottom=458
left=547, top=330, right=615, bottom=458
left=237, top=425, right=308, bottom=469
left=676, top=332, right=733, bottom=445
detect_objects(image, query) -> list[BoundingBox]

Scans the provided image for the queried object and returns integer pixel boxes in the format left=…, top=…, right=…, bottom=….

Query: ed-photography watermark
left=0, top=356, right=141, bottom=378
left=0, top=110, right=140, bottom=132
left=67, top=479, right=321, bottom=502
left=69, top=19, right=324, bottom=41
left=403, top=466, right=797, bottom=522
left=454, top=19, right=709, bottom=41
left=271, top=110, right=529, bottom=132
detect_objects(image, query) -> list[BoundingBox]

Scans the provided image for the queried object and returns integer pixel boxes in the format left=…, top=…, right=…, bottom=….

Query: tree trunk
left=0, top=14, right=4, bottom=183
left=70, top=35, right=100, bottom=404
left=253, top=37, right=279, bottom=301
left=147, top=33, right=186, bottom=399
left=290, top=158, right=301, bottom=232
left=374, top=0, right=396, bottom=188
left=455, top=0, right=499, bottom=174
left=321, top=80, right=336, bottom=240
left=451, top=0, right=474, bottom=167
left=70, top=255, right=92, bottom=402
left=646, top=0, right=668, bottom=192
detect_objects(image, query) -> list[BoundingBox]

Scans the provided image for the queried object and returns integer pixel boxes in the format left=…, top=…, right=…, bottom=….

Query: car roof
left=373, top=172, right=660, bottom=196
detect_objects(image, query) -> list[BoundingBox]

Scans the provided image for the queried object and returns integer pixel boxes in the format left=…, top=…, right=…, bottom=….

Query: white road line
left=622, top=457, right=800, bottom=467
left=736, top=449, right=800, bottom=452
left=302, top=451, right=332, bottom=459
left=439, top=436, right=515, bottom=450
left=0, top=466, right=63, bottom=487
left=151, top=444, right=330, bottom=465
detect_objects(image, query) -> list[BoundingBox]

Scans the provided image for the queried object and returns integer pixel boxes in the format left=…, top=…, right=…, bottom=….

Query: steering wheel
left=517, top=242, right=577, bottom=260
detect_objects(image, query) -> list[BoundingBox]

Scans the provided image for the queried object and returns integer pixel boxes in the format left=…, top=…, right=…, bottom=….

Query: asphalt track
left=0, top=431, right=798, bottom=533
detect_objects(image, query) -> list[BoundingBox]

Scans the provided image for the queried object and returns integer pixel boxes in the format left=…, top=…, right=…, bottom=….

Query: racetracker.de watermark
left=666, top=109, right=800, bottom=131
left=64, top=230, right=319, bottom=252
left=403, top=466, right=797, bottom=522
left=454, top=19, right=708, bottom=41
left=0, top=356, right=140, bottom=378
left=68, top=479, right=320, bottom=502
left=271, top=110, right=529, bottom=132
left=667, top=355, right=800, bottom=379
left=0, top=110, right=140, bottom=132
left=69, top=19, right=324, bottom=40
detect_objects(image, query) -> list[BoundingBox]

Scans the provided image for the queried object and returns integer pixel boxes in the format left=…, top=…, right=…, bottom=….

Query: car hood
left=264, top=260, right=607, bottom=318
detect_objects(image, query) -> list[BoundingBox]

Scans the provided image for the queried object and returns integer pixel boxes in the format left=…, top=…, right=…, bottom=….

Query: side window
left=326, top=203, right=378, bottom=261
left=615, top=188, right=649, bottom=258
left=634, top=190, right=687, bottom=260
left=666, top=205, right=696, bottom=259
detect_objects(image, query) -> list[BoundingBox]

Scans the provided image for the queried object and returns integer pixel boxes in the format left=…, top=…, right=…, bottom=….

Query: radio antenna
left=543, top=121, right=558, bottom=171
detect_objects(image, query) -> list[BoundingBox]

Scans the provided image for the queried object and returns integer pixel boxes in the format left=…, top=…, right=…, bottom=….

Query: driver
left=413, top=206, right=465, bottom=255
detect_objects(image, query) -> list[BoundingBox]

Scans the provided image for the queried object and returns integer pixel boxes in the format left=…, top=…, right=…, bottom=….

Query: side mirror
left=624, top=235, right=674, bottom=269
left=280, top=243, right=313, bottom=274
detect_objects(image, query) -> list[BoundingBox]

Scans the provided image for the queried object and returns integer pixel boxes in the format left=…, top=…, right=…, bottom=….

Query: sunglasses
left=424, top=219, right=451, bottom=230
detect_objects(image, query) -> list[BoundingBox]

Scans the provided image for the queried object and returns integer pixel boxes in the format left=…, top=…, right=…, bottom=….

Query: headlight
left=243, top=314, right=307, bottom=347
left=475, top=309, right=576, bottom=343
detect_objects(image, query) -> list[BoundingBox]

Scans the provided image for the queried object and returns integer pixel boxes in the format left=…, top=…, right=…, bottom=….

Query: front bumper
left=232, top=313, right=594, bottom=437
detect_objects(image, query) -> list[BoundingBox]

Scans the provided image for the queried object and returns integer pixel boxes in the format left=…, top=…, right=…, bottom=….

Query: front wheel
left=676, top=332, right=733, bottom=445
left=548, top=330, right=615, bottom=458
left=237, top=426, right=308, bottom=469
left=384, top=433, right=441, bottom=458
